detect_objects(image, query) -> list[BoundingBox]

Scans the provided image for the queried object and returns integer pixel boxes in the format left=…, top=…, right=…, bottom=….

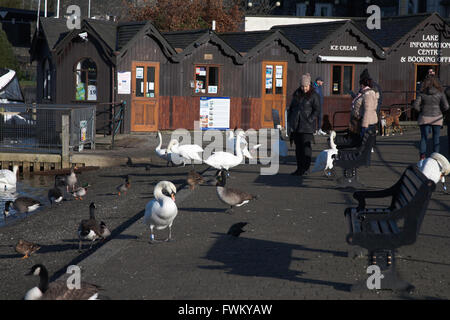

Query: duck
left=155, top=131, right=172, bottom=166
left=167, top=139, right=203, bottom=166
left=4, top=197, right=42, bottom=217
left=0, top=165, right=19, bottom=191
left=311, top=130, right=338, bottom=174
left=65, top=167, right=77, bottom=192
left=143, top=181, right=178, bottom=242
left=15, top=239, right=40, bottom=259
left=187, top=170, right=204, bottom=190
left=48, top=175, right=66, bottom=205
left=215, top=169, right=258, bottom=213
left=117, top=177, right=131, bottom=196
left=204, top=130, right=245, bottom=172
left=24, top=264, right=101, bottom=300
left=77, top=202, right=111, bottom=251
left=72, top=184, right=89, bottom=200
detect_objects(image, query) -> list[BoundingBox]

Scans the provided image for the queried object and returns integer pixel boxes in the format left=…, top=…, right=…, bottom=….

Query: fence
left=0, top=103, right=96, bottom=154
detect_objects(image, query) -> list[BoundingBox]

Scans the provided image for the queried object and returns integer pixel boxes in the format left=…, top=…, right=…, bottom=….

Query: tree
left=0, top=27, right=19, bottom=72
left=123, top=0, right=244, bottom=32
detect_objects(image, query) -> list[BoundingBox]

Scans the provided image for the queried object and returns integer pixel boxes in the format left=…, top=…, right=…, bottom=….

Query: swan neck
left=154, top=184, right=170, bottom=201
left=235, top=135, right=242, bottom=157
left=156, top=132, right=162, bottom=149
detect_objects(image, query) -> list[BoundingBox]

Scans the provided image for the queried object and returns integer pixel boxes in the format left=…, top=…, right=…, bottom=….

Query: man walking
left=313, top=77, right=326, bottom=136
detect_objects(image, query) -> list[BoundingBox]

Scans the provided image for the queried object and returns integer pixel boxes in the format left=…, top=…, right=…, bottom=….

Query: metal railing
left=110, top=101, right=125, bottom=150
left=0, top=103, right=96, bottom=154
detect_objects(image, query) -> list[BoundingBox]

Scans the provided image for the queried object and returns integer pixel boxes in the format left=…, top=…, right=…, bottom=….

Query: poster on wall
left=275, top=65, right=283, bottom=79
left=87, top=85, right=97, bottom=100
left=117, top=71, right=131, bottom=94
left=199, top=97, right=230, bottom=130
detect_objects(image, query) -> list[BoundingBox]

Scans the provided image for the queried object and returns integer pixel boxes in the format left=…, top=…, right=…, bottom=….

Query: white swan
left=417, top=152, right=450, bottom=183
left=155, top=131, right=170, bottom=165
left=144, top=181, right=178, bottom=242
left=167, top=139, right=203, bottom=166
left=226, top=129, right=261, bottom=159
left=0, top=165, right=19, bottom=191
left=204, top=131, right=244, bottom=171
left=311, top=131, right=338, bottom=173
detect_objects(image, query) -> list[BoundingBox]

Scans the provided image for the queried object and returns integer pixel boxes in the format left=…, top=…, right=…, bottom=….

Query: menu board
left=199, top=97, right=230, bottom=130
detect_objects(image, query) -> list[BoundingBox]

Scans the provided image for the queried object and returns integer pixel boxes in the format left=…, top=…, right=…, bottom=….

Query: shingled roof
left=38, top=17, right=71, bottom=50
left=271, top=21, right=348, bottom=50
left=85, top=18, right=117, bottom=52
left=162, top=29, right=209, bottom=51
left=219, top=30, right=275, bottom=54
left=116, top=21, right=147, bottom=51
left=353, top=13, right=432, bottom=48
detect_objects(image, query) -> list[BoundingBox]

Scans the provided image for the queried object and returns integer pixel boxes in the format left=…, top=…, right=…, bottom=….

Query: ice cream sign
left=400, top=34, right=450, bottom=63
left=330, top=45, right=358, bottom=51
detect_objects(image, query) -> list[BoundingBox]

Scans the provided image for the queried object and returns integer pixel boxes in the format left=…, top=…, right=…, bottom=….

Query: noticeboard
left=199, top=97, right=230, bottom=130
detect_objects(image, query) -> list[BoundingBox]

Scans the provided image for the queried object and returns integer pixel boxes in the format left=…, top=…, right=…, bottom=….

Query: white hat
left=430, top=152, right=450, bottom=176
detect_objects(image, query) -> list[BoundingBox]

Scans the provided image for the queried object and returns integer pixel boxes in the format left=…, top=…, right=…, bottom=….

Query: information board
left=199, top=97, right=230, bottom=130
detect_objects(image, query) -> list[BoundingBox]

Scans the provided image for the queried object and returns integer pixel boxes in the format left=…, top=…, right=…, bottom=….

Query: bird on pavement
left=15, top=239, right=41, bottom=259
left=117, top=177, right=131, bottom=196
left=65, top=167, right=77, bottom=192
left=77, top=202, right=111, bottom=252
left=4, top=197, right=42, bottom=217
left=186, top=170, right=204, bottom=190
left=227, top=222, right=248, bottom=237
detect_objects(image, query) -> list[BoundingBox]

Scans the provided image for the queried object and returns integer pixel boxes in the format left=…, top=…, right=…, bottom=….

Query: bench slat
left=379, top=220, right=391, bottom=234
left=388, top=219, right=400, bottom=234
left=369, top=220, right=381, bottom=234
left=350, top=208, right=361, bottom=233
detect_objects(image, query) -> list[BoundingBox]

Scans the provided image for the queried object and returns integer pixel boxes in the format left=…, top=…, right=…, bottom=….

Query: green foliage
left=0, top=27, right=19, bottom=71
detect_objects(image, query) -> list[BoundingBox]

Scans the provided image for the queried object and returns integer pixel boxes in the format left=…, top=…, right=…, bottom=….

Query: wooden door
left=261, top=61, right=287, bottom=128
left=131, top=61, right=159, bottom=132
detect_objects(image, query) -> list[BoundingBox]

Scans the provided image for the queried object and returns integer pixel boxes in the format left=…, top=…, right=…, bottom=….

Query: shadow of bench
left=344, top=165, right=436, bottom=292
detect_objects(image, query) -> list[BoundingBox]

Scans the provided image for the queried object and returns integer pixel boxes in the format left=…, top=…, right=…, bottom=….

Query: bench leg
left=336, top=168, right=366, bottom=190
left=350, top=250, right=415, bottom=293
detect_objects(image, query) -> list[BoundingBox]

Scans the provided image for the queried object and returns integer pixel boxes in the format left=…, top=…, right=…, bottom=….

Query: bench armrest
left=353, top=184, right=398, bottom=210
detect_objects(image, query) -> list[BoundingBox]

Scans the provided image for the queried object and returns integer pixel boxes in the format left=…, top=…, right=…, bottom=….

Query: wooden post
left=62, top=114, right=70, bottom=169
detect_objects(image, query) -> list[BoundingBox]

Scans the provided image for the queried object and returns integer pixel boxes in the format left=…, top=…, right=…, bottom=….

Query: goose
left=143, top=181, right=178, bottom=242
left=77, top=202, right=111, bottom=251
left=65, top=167, right=77, bottom=192
left=0, top=165, right=19, bottom=191
left=311, top=130, right=338, bottom=174
left=417, top=152, right=450, bottom=184
left=204, top=131, right=245, bottom=172
left=117, top=177, right=131, bottom=196
left=4, top=197, right=42, bottom=217
left=215, top=170, right=258, bottom=213
left=167, top=139, right=203, bottom=166
left=187, top=170, right=204, bottom=190
left=48, top=175, right=66, bottom=205
left=15, top=239, right=40, bottom=259
left=155, top=131, right=172, bottom=166
left=24, top=264, right=101, bottom=300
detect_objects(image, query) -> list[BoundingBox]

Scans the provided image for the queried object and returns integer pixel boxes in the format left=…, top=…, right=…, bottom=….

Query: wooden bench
left=333, top=127, right=377, bottom=189
left=344, top=165, right=436, bottom=291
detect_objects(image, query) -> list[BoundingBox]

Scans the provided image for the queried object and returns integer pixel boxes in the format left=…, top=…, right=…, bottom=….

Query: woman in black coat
left=287, top=74, right=321, bottom=176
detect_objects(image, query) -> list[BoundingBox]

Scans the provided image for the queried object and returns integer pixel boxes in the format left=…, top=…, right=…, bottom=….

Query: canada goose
left=227, top=222, right=248, bottom=237
left=24, top=264, right=101, bottom=300
left=117, top=177, right=131, bottom=196
left=204, top=131, right=245, bottom=172
left=48, top=175, right=66, bottom=205
left=187, top=170, right=204, bottom=190
left=143, top=181, right=178, bottom=242
left=215, top=170, right=258, bottom=213
left=4, top=197, right=42, bottom=216
left=78, top=202, right=111, bottom=252
left=66, top=167, right=77, bottom=192
left=311, top=131, right=338, bottom=174
left=0, top=165, right=19, bottom=190
left=167, top=139, right=203, bottom=166
left=15, top=239, right=40, bottom=259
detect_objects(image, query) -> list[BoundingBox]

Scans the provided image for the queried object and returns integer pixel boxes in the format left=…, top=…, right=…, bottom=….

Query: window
left=74, top=58, right=97, bottom=101
left=315, top=3, right=333, bottom=16
left=331, top=65, right=354, bottom=95
left=296, top=3, right=307, bottom=16
left=43, top=58, right=51, bottom=100
left=194, top=65, right=219, bottom=95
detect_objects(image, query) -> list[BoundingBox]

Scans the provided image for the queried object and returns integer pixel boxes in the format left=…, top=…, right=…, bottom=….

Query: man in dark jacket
left=313, top=77, right=326, bottom=135
left=287, top=74, right=321, bottom=176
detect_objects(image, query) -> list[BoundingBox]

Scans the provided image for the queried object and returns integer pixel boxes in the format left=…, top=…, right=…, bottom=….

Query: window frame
left=330, top=64, right=355, bottom=96
left=192, top=64, right=221, bottom=96
left=73, top=57, right=98, bottom=102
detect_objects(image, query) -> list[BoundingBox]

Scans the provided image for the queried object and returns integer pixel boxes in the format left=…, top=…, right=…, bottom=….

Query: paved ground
left=0, top=129, right=449, bottom=300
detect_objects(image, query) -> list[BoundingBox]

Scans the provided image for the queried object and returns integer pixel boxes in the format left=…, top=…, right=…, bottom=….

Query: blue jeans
left=419, top=124, right=441, bottom=156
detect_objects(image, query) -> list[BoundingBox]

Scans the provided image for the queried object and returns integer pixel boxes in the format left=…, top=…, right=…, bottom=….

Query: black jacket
left=445, top=87, right=450, bottom=124
left=287, top=87, right=320, bottom=134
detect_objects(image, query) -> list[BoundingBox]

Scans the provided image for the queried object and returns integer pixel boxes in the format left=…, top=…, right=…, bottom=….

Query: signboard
left=400, top=33, right=450, bottom=63
left=87, top=85, right=97, bottom=101
left=199, top=97, right=230, bottom=130
left=117, top=71, right=131, bottom=94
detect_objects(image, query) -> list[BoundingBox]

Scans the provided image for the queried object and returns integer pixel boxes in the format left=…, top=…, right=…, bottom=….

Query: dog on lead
left=380, top=109, right=403, bottom=136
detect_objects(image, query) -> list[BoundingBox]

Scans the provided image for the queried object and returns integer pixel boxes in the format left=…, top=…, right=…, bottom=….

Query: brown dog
left=380, top=109, right=403, bottom=136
